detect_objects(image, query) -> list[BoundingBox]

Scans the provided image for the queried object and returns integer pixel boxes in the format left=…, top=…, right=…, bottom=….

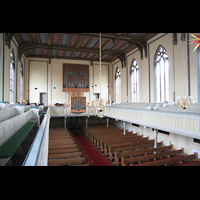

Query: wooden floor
left=48, top=128, right=92, bottom=166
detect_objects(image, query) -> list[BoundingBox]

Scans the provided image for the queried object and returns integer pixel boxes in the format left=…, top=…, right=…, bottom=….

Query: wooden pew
left=98, top=134, right=142, bottom=151
left=49, top=143, right=79, bottom=150
left=90, top=129, right=129, bottom=143
left=132, top=153, right=198, bottom=166
left=115, top=144, right=172, bottom=166
left=49, top=140, right=76, bottom=146
left=181, top=161, right=200, bottom=166
left=48, top=147, right=82, bottom=154
left=48, top=151, right=85, bottom=159
left=70, top=161, right=93, bottom=166
left=86, top=125, right=120, bottom=140
left=104, top=137, right=149, bottom=157
left=48, top=127, right=92, bottom=166
left=122, top=148, right=183, bottom=166
left=48, top=155, right=89, bottom=166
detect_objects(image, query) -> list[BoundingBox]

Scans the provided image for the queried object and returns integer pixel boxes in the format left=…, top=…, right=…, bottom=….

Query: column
left=64, top=117, right=67, bottom=130
left=86, top=117, right=88, bottom=129
left=154, top=129, right=158, bottom=148
left=107, top=117, right=109, bottom=127
left=123, top=121, right=126, bottom=135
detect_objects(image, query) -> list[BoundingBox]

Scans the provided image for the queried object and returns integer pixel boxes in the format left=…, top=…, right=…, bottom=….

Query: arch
left=154, top=44, right=169, bottom=103
left=20, top=62, right=24, bottom=102
left=115, top=67, right=121, bottom=102
left=10, top=48, right=15, bottom=103
left=130, top=58, right=139, bottom=102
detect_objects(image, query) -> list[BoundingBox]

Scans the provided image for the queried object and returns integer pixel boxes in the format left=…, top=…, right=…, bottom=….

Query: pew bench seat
left=0, top=122, right=36, bottom=158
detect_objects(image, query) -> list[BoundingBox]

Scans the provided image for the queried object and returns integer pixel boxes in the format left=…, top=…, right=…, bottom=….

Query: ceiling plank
left=70, top=51, right=76, bottom=59
left=28, top=33, right=32, bottom=43
left=47, top=33, right=52, bottom=45
left=37, top=33, right=41, bottom=44
left=19, top=43, right=126, bottom=58
left=11, top=33, right=159, bottom=62
left=59, top=33, right=62, bottom=46
left=75, top=36, right=84, bottom=48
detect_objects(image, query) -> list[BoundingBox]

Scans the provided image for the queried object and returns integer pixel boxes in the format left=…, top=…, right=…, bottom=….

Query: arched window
left=154, top=45, right=169, bottom=103
left=130, top=58, right=139, bottom=102
left=10, top=49, right=15, bottom=103
left=20, top=63, right=23, bottom=102
left=115, top=67, right=121, bottom=102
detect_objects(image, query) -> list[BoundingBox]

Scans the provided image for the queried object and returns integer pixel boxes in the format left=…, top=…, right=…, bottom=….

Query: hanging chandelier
left=92, top=33, right=107, bottom=118
left=175, top=96, right=195, bottom=109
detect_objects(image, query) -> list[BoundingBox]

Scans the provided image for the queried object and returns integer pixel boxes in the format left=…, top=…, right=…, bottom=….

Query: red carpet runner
left=70, top=129, right=113, bottom=166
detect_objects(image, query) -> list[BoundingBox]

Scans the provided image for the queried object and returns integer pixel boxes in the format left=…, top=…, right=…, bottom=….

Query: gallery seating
left=48, top=127, right=92, bottom=166
left=81, top=124, right=200, bottom=166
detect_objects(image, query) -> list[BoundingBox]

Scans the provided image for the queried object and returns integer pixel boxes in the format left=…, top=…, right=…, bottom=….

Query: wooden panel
left=62, top=63, right=89, bottom=92
left=71, top=97, right=86, bottom=113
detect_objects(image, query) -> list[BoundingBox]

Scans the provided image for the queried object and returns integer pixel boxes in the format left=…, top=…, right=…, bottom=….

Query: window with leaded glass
left=115, top=67, right=121, bottom=102
left=130, top=59, right=139, bottom=102
left=155, top=45, right=169, bottom=103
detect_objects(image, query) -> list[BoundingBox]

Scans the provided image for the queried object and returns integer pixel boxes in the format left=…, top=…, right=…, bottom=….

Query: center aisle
left=70, top=129, right=113, bottom=166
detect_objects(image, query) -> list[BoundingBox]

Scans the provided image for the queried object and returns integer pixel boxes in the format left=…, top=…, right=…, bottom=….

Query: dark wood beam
left=37, top=33, right=41, bottom=44
left=102, top=40, right=112, bottom=50
left=70, top=51, right=76, bottom=59
left=28, top=33, right=32, bottom=43
left=24, top=55, right=111, bottom=63
left=47, top=33, right=52, bottom=46
left=5, top=33, right=18, bottom=48
left=59, top=33, right=62, bottom=46
left=75, top=36, right=84, bottom=48
left=18, top=43, right=126, bottom=58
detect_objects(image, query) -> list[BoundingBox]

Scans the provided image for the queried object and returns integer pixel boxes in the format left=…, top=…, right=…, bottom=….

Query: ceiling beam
left=62, top=33, right=146, bottom=45
left=28, top=33, right=32, bottom=43
left=5, top=33, right=18, bottom=48
left=47, top=33, right=52, bottom=45
left=37, top=33, right=41, bottom=44
left=61, top=33, right=147, bottom=58
left=18, top=43, right=126, bottom=59
left=24, top=55, right=112, bottom=63
left=75, top=36, right=84, bottom=48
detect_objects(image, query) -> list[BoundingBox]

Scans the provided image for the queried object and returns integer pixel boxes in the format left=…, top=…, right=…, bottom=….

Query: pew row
left=132, top=153, right=199, bottom=166
left=82, top=124, right=200, bottom=166
left=48, top=128, right=92, bottom=166
left=114, top=142, right=165, bottom=166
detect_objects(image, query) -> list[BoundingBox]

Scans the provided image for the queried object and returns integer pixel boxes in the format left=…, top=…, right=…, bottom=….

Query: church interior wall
left=1, top=33, right=200, bottom=157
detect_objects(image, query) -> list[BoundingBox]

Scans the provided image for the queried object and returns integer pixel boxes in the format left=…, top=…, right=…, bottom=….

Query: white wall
left=2, top=33, right=200, bottom=155
left=29, top=61, right=48, bottom=104
left=24, top=58, right=112, bottom=105
left=112, top=33, right=200, bottom=104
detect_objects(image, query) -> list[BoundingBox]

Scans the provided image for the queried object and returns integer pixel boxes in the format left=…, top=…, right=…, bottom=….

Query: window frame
left=10, top=48, right=15, bottom=103
left=115, top=67, right=121, bottom=102
left=154, top=45, right=169, bottom=103
left=130, top=58, right=139, bottom=102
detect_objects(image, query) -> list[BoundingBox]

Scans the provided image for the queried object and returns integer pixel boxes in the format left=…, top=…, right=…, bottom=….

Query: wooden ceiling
left=6, top=33, right=159, bottom=64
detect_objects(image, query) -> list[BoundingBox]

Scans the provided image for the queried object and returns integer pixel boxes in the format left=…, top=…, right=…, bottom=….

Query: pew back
left=0, top=109, right=39, bottom=147
left=0, top=106, right=24, bottom=122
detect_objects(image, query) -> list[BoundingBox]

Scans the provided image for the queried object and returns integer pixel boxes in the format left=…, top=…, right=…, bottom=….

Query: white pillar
left=154, top=129, right=158, bottom=148
left=64, top=117, right=67, bottom=129
left=86, top=117, right=88, bottom=129
left=107, top=117, right=109, bottom=127
left=123, top=121, right=126, bottom=135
